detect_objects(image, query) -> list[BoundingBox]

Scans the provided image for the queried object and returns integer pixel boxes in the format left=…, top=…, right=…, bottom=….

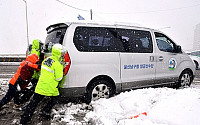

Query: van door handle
left=150, top=56, right=154, bottom=62
left=159, top=56, right=163, bottom=61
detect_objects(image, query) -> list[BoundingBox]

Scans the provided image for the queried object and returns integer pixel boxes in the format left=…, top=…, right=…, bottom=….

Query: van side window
left=73, top=26, right=152, bottom=53
left=73, top=27, right=124, bottom=52
left=155, top=32, right=176, bottom=53
left=116, top=28, right=153, bottom=53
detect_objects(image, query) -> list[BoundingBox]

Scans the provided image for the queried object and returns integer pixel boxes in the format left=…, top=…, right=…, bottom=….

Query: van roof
left=64, top=20, right=158, bottom=31
left=46, top=21, right=161, bottom=34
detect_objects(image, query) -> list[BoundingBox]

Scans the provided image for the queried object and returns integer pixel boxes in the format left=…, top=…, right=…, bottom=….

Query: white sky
left=0, top=0, right=200, bottom=54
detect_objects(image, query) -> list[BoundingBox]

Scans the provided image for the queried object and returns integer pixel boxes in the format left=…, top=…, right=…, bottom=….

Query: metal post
left=22, top=0, right=29, bottom=46
left=90, top=9, right=93, bottom=20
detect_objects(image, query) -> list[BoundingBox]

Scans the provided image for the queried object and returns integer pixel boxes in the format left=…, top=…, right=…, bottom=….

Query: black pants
left=18, top=78, right=38, bottom=105
left=20, top=93, right=58, bottom=124
left=0, top=83, right=20, bottom=108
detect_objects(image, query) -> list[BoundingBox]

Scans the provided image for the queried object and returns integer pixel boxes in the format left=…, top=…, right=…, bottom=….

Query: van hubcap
left=92, top=84, right=109, bottom=101
left=180, top=73, right=191, bottom=87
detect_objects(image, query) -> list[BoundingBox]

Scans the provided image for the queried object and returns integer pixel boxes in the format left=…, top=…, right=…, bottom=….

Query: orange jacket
left=9, top=54, right=40, bottom=89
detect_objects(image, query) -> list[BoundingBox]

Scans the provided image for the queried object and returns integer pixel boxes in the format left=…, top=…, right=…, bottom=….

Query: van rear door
left=44, top=23, right=68, bottom=55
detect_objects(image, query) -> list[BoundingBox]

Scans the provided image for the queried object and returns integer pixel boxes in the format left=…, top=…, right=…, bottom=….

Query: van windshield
left=191, top=51, right=200, bottom=56
left=44, top=23, right=68, bottom=53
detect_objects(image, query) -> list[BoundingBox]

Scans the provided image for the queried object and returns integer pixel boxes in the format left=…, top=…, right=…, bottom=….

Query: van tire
left=85, top=79, right=115, bottom=103
left=176, top=70, right=192, bottom=88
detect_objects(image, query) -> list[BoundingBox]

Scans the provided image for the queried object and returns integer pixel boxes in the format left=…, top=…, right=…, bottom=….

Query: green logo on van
left=169, top=58, right=177, bottom=71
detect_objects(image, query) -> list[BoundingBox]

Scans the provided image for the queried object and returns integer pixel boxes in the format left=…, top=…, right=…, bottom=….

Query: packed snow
left=85, top=85, right=200, bottom=125
left=1, top=79, right=200, bottom=125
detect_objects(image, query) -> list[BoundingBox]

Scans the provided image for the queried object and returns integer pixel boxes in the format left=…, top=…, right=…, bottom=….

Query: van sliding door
left=116, top=27, right=156, bottom=90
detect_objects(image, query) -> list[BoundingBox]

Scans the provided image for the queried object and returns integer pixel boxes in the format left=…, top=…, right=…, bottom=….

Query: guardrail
left=0, top=57, right=25, bottom=62
left=0, top=54, right=26, bottom=62
left=0, top=54, right=25, bottom=78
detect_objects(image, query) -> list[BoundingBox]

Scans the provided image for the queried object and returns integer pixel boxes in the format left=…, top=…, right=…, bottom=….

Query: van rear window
left=44, top=24, right=67, bottom=53
left=73, top=26, right=153, bottom=53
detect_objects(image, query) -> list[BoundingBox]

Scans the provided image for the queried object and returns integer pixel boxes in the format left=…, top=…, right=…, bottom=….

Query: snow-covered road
left=0, top=78, right=200, bottom=125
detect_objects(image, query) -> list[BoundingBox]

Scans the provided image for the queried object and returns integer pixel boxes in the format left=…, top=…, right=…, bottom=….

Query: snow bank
left=85, top=87, right=200, bottom=125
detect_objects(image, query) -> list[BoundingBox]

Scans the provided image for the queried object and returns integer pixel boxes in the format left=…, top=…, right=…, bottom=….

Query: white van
left=44, top=22, right=195, bottom=102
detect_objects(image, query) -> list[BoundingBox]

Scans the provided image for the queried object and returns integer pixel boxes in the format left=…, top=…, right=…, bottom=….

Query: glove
left=38, top=64, right=41, bottom=69
left=16, top=84, right=21, bottom=91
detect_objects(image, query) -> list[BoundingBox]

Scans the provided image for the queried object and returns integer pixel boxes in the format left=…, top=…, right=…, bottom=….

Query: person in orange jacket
left=0, top=54, right=41, bottom=110
left=17, top=39, right=44, bottom=106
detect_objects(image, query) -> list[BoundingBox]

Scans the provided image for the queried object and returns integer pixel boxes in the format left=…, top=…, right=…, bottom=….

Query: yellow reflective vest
left=31, top=39, right=41, bottom=79
left=35, top=56, right=63, bottom=96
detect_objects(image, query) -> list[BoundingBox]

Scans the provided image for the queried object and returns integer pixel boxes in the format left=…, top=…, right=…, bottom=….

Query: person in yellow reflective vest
left=14, top=39, right=44, bottom=109
left=20, top=44, right=66, bottom=125
left=29, top=39, right=44, bottom=87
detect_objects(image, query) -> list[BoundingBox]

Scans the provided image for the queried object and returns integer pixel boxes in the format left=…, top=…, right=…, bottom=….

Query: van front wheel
left=177, top=70, right=192, bottom=88
left=85, top=80, right=114, bottom=103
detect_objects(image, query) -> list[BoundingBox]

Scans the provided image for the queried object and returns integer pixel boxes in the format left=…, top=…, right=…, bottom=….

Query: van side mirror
left=176, top=45, right=182, bottom=53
